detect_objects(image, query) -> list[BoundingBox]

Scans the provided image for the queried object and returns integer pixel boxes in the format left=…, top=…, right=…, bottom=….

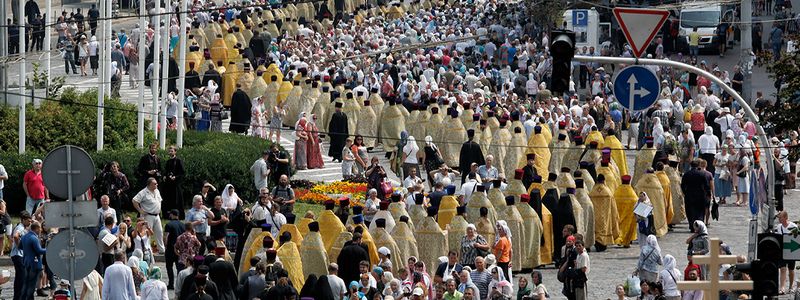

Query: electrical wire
left=1, top=88, right=792, bottom=152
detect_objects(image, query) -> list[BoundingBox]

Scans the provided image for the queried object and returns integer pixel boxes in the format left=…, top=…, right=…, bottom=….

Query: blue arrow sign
left=613, top=66, right=660, bottom=112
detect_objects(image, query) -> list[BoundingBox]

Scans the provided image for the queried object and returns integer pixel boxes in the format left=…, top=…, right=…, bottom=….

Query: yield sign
left=613, top=7, right=670, bottom=58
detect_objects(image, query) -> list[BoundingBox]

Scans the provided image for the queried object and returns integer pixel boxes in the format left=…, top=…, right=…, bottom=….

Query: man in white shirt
left=102, top=252, right=137, bottom=300
left=573, top=240, right=590, bottom=300
left=250, top=151, right=270, bottom=191
left=327, top=263, right=348, bottom=300
left=460, top=174, right=482, bottom=204
left=714, top=107, right=735, bottom=135
left=97, top=195, right=117, bottom=228
left=777, top=211, right=798, bottom=293
left=698, top=126, right=720, bottom=173
left=403, top=168, right=423, bottom=189
left=133, top=178, right=165, bottom=253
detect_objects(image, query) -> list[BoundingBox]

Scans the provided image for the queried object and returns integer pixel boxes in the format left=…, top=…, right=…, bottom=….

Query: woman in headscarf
left=714, top=143, right=733, bottom=205
left=250, top=97, right=266, bottom=138
left=294, top=114, right=309, bottom=170
left=659, top=255, right=682, bottom=300
left=517, top=276, right=532, bottom=300
left=487, top=265, right=512, bottom=298
left=651, top=117, right=664, bottom=144
left=110, top=61, right=122, bottom=97
left=306, top=114, right=325, bottom=169
left=402, top=135, right=421, bottom=180
left=392, top=131, right=409, bottom=177
left=636, top=235, right=663, bottom=283
left=127, top=253, right=147, bottom=293
left=384, top=278, right=403, bottom=299
left=735, top=148, right=752, bottom=206
left=687, top=220, right=710, bottom=277
left=422, top=135, right=445, bottom=182
left=299, top=274, right=318, bottom=298
left=140, top=266, right=168, bottom=300
left=494, top=220, right=513, bottom=279
left=690, top=104, right=705, bottom=144
left=220, top=184, right=242, bottom=213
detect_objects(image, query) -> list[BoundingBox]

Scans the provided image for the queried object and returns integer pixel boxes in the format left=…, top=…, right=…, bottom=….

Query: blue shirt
left=771, top=27, right=783, bottom=45
left=185, top=207, right=209, bottom=234
left=21, top=231, right=46, bottom=270
left=10, top=223, right=27, bottom=257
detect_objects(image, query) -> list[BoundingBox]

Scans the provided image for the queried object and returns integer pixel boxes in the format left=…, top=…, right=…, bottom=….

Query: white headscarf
left=221, top=184, right=239, bottom=210
left=652, top=117, right=664, bottom=139
left=495, top=220, right=512, bottom=246
left=645, top=234, right=662, bottom=257
left=403, top=136, right=419, bottom=153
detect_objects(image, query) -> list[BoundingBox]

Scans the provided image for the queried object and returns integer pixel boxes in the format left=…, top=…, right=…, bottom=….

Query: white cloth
left=698, top=128, right=720, bottom=155
left=81, top=270, right=103, bottom=300
left=102, top=262, right=137, bottom=300
left=221, top=184, right=240, bottom=211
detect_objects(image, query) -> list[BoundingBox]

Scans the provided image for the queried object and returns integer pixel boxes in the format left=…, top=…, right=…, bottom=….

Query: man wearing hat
left=23, top=158, right=48, bottom=214
left=372, top=218, right=403, bottom=270
left=328, top=98, right=349, bottom=162
left=459, top=129, right=486, bottom=184
left=522, top=153, right=538, bottom=189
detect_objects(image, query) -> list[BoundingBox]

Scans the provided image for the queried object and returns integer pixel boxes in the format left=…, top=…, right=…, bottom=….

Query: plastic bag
left=624, top=275, right=641, bottom=297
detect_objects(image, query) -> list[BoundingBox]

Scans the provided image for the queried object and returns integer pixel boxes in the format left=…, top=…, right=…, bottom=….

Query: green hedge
left=0, top=88, right=150, bottom=153
left=0, top=88, right=290, bottom=216
left=0, top=128, right=279, bottom=216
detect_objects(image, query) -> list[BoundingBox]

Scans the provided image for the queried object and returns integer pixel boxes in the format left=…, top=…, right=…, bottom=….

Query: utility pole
left=44, top=0, right=51, bottom=98
left=1, top=0, right=7, bottom=105
left=151, top=6, right=160, bottom=136
left=177, top=0, right=188, bottom=148
left=136, top=0, right=146, bottom=148
left=18, top=0, right=26, bottom=154
left=158, top=17, right=168, bottom=150
left=97, top=0, right=106, bottom=151
left=740, top=0, right=753, bottom=105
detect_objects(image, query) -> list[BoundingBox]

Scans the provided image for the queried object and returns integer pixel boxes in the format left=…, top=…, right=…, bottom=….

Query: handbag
left=379, top=180, right=393, bottom=196
left=624, top=275, right=642, bottom=297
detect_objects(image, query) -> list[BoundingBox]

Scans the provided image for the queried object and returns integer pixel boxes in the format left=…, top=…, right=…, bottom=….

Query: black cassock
left=328, top=111, right=349, bottom=160
left=229, top=89, right=252, bottom=134
left=337, top=242, right=369, bottom=284
left=208, top=260, right=238, bottom=300
left=681, top=168, right=710, bottom=232
left=522, top=164, right=538, bottom=189
left=529, top=189, right=545, bottom=244
left=203, top=69, right=222, bottom=90
left=553, top=194, right=577, bottom=264
left=135, top=153, right=161, bottom=188
left=162, top=157, right=185, bottom=219
left=459, top=140, right=485, bottom=183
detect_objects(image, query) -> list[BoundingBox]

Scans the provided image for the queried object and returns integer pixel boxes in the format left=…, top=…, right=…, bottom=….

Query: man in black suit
left=681, top=159, right=711, bottom=232
left=459, top=129, right=485, bottom=184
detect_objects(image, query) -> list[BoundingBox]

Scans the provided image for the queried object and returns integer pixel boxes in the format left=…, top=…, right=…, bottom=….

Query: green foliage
left=765, top=35, right=800, bottom=160
left=0, top=87, right=152, bottom=153
left=0, top=131, right=278, bottom=214
left=26, top=62, right=66, bottom=98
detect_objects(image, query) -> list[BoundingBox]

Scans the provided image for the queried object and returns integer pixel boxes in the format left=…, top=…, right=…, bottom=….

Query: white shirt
left=133, top=188, right=162, bottom=215
left=250, top=158, right=269, bottom=190
left=698, top=134, right=720, bottom=154
left=174, top=266, right=194, bottom=297
left=328, top=274, right=347, bottom=300
left=140, top=279, right=169, bottom=300
left=263, top=212, right=286, bottom=236
left=403, top=176, right=422, bottom=189
left=715, top=114, right=735, bottom=133
left=97, top=207, right=117, bottom=227
left=460, top=180, right=480, bottom=203
left=102, top=262, right=137, bottom=300
left=659, top=269, right=682, bottom=297
left=0, top=164, right=7, bottom=190
left=576, top=251, right=590, bottom=274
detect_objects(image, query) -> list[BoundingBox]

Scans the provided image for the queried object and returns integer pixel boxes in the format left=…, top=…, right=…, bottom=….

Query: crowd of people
left=1, top=0, right=800, bottom=299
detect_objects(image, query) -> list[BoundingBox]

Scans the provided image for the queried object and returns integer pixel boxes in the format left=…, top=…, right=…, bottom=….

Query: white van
left=678, top=2, right=735, bottom=53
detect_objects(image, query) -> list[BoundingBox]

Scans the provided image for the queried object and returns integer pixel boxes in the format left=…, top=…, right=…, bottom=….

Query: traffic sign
left=42, top=145, right=95, bottom=199
left=612, top=66, right=660, bottom=111
left=46, top=230, right=99, bottom=280
left=783, top=235, right=800, bottom=260
left=572, top=10, right=588, bottom=26
left=613, top=8, right=670, bottom=58
left=44, top=201, right=100, bottom=228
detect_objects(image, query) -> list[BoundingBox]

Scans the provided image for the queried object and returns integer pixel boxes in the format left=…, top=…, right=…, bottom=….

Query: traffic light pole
left=573, top=55, right=776, bottom=231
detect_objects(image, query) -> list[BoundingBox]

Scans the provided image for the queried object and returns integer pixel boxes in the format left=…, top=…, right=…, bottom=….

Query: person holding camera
left=271, top=175, right=295, bottom=215
left=365, top=156, right=388, bottom=200
left=434, top=166, right=461, bottom=187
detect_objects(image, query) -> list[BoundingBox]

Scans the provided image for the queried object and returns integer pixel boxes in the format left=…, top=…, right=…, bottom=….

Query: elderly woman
left=460, top=224, right=490, bottom=268
left=659, top=255, right=682, bottom=300
left=493, top=221, right=513, bottom=279
left=636, top=235, right=663, bottom=283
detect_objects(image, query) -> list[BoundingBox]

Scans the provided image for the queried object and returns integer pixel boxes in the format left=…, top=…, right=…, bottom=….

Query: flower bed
left=297, top=181, right=368, bottom=206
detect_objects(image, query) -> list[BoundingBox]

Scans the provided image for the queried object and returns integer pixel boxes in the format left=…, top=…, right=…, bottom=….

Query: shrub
left=0, top=87, right=151, bottom=153
left=0, top=131, right=279, bottom=215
